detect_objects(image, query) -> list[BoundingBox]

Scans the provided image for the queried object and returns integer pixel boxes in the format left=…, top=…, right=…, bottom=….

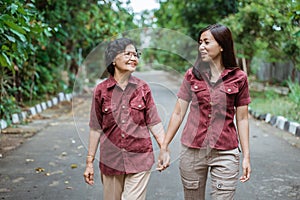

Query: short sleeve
left=177, top=70, right=192, bottom=102
left=89, top=86, right=102, bottom=130
left=235, top=73, right=251, bottom=107
left=143, top=85, right=161, bottom=126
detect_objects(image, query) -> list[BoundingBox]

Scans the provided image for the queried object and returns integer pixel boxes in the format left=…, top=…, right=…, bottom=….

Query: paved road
left=0, top=70, right=300, bottom=200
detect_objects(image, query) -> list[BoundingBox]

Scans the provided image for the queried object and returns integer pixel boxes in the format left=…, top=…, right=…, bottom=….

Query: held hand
left=84, top=164, right=95, bottom=185
left=240, top=157, right=251, bottom=183
left=156, top=148, right=170, bottom=171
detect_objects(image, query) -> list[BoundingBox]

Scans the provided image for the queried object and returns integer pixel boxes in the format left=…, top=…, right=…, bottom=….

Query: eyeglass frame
left=117, top=50, right=142, bottom=59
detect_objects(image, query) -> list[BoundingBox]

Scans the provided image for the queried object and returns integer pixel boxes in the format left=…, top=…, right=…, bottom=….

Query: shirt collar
left=221, top=67, right=239, bottom=78
left=106, top=74, right=138, bottom=89
left=201, top=67, right=239, bottom=80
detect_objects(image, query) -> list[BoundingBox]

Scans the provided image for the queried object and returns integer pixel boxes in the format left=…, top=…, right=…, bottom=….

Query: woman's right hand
left=84, top=164, right=95, bottom=185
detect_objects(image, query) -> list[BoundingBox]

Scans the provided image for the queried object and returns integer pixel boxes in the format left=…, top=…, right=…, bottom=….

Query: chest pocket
left=101, top=102, right=117, bottom=129
left=190, top=83, right=210, bottom=104
left=220, top=84, right=239, bottom=106
left=130, top=98, right=146, bottom=125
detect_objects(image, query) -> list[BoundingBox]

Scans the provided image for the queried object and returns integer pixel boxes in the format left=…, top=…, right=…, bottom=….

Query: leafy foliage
left=0, top=0, right=135, bottom=123
left=222, top=0, right=300, bottom=73
left=151, top=0, right=237, bottom=72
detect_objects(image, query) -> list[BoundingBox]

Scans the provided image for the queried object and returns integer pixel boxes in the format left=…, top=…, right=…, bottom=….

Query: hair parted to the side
left=105, top=38, right=137, bottom=76
left=192, top=24, right=239, bottom=80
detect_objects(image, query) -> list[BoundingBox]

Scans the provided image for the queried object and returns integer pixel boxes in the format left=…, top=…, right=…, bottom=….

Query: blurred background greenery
left=0, top=0, right=299, bottom=124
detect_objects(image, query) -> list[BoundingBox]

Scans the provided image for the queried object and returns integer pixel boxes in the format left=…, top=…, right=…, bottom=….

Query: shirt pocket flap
left=215, top=180, right=236, bottom=191
left=220, top=85, right=239, bottom=94
left=130, top=100, right=146, bottom=110
left=102, top=103, right=116, bottom=114
left=190, top=84, right=205, bottom=93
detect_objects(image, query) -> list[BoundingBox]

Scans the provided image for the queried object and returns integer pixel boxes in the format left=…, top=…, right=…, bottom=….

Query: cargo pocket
left=215, top=180, right=236, bottom=191
left=212, top=180, right=237, bottom=200
left=180, top=169, right=200, bottom=190
left=181, top=177, right=200, bottom=190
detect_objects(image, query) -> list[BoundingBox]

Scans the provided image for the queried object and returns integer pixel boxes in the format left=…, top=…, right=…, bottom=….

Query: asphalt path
left=0, top=70, right=299, bottom=200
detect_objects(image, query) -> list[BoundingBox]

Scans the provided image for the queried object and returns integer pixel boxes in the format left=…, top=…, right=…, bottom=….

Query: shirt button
left=138, top=104, right=142, bottom=108
left=121, top=133, right=125, bottom=138
left=122, top=105, right=126, bottom=109
left=210, top=102, right=214, bottom=105
left=122, top=148, right=126, bottom=152
left=217, top=183, right=223, bottom=189
left=227, top=88, right=232, bottom=92
left=104, top=108, right=108, bottom=112
left=121, top=120, right=126, bottom=124
left=194, top=85, right=198, bottom=89
left=208, top=114, right=211, bottom=118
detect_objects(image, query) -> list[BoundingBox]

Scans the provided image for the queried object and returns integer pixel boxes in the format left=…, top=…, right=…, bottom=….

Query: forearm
left=161, top=111, right=183, bottom=150
left=149, top=122, right=165, bottom=148
left=237, top=118, right=250, bottom=159
left=86, top=128, right=102, bottom=163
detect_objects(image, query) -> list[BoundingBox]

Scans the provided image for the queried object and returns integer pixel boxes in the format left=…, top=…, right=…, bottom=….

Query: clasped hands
left=156, top=148, right=170, bottom=171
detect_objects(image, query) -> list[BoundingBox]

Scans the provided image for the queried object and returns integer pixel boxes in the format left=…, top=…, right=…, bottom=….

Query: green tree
left=0, top=0, right=51, bottom=122
left=147, top=0, right=237, bottom=72
left=222, top=0, right=300, bottom=75
left=155, top=0, right=237, bottom=39
left=0, top=0, right=136, bottom=124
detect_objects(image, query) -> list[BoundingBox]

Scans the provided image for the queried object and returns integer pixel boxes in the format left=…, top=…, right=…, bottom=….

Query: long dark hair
left=192, top=24, right=238, bottom=79
left=105, top=38, right=137, bottom=76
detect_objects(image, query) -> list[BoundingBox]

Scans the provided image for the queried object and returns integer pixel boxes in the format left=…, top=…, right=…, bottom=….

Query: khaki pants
left=179, top=145, right=240, bottom=200
left=101, top=171, right=151, bottom=200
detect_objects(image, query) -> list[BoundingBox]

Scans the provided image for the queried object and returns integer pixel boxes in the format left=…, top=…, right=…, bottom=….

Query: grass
left=250, top=90, right=300, bottom=123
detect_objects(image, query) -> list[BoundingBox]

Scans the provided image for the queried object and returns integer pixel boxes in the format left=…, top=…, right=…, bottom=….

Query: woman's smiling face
left=198, top=30, right=223, bottom=63
left=114, top=44, right=139, bottom=74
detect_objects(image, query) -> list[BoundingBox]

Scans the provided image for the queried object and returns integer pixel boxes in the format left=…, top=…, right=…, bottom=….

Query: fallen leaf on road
left=12, top=177, right=24, bottom=183
left=50, top=170, right=64, bottom=175
left=45, top=172, right=51, bottom=176
left=61, top=152, right=68, bottom=156
left=70, top=164, right=77, bottom=169
left=49, top=181, right=59, bottom=187
left=35, top=167, right=45, bottom=173
left=0, top=188, right=11, bottom=192
left=26, top=159, right=35, bottom=163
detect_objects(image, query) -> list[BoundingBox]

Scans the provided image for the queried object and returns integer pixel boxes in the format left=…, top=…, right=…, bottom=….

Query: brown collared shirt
left=89, top=75, right=161, bottom=175
left=177, top=67, right=251, bottom=150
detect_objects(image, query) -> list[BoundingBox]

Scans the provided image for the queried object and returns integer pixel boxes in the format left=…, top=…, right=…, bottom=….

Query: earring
left=112, top=62, right=115, bottom=65
left=220, top=49, right=223, bottom=52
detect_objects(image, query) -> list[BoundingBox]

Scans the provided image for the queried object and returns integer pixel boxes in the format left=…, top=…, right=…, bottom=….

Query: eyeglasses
left=121, top=51, right=141, bottom=59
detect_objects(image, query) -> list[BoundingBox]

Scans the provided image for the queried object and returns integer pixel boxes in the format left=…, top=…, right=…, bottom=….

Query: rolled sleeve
left=235, top=74, right=251, bottom=107
left=177, top=70, right=192, bottom=102
left=89, top=87, right=102, bottom=130
left=144, top=87, right=161, bottom=126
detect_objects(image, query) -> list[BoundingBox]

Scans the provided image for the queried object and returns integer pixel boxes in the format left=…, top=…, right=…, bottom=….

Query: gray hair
left=105, top=38, right=137, bottom=76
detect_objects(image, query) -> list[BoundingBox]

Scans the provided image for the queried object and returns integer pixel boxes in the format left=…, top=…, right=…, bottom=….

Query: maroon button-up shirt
left=89, top=75, right=161, bottom=175
left=177, top=67, right=251, bottom=150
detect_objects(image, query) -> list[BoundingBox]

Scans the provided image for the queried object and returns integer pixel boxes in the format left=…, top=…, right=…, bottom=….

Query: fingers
left=240, top=167, right=251, bottom=183
left=156, top=150, right=171, bottom=171
left=83, top=171, right=94, bottom=185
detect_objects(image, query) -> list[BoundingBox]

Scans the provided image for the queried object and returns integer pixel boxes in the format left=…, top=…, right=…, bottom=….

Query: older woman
left=84, top=38, right=165, bottom=200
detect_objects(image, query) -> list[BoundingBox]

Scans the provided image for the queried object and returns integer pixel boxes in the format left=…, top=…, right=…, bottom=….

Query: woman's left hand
left=240, top=157, right=251, bottom=182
